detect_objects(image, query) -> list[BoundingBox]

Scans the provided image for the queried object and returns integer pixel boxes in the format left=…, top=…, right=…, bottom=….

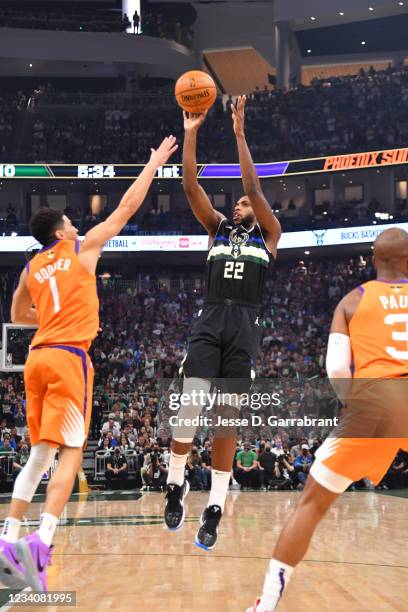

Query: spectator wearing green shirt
left=12, top=443, right=30, bottom=482
left=235, top=442, right=260, bottom=490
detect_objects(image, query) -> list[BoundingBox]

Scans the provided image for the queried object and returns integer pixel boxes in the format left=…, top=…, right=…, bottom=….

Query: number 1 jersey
left=204, top=219, right=273, bottom=306
left=26, top=239, right=99, bottom=351
left=350, top=280, right=408, bottom=378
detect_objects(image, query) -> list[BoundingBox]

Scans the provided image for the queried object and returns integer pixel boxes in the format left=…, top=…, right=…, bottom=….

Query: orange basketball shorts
left=310, top=437, right=408, bottom=493
left=24, top=345, right=94, bottom=448
left=311, top=378, right=408, bottom=492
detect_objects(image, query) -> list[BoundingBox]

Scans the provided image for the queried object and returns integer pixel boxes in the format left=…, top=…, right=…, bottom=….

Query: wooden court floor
left=0, top=489, right=407, bottom=611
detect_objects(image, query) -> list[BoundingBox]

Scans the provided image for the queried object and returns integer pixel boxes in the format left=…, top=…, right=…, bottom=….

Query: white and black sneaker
left=194, top=504, right=222, bottom=550
left=164, top=480, right=190, bottom=531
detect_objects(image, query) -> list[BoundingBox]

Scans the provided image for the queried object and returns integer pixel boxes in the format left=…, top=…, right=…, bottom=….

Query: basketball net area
left=0, top=324, right=89, bottom=493
left=0, top=324, right=37, bottom=373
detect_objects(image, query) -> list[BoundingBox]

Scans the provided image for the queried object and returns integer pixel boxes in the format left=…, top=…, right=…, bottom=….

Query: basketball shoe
left=246, top=598, right=276, bottom=612
left=0, top=538, right=27, bottom=589
left=194, top=504, right=222, bottom=550
left=16, top=533, right=53, bottom=591
left=164, top=479, right=190, bottom=530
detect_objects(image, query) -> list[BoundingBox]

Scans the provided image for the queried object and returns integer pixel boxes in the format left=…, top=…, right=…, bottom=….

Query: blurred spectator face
left=3, top=440, right=10, bottom=450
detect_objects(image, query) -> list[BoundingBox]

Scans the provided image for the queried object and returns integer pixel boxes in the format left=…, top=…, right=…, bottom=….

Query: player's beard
left=238, top=213, right=256, bottom=229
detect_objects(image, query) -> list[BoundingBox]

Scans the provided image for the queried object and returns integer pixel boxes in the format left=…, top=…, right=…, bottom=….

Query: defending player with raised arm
left=247, top=227, right=408, bottom=612
left=163, top=102, right=280, bottom=551
left=1, top=136, right=177, bottom=592
left=11, top=136, right=178, bottom=325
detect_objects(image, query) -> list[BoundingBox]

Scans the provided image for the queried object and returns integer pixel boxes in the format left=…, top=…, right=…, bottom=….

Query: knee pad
left=173, top=377, right=211, bottom=444
left=13, top=443, right=57, bottom=503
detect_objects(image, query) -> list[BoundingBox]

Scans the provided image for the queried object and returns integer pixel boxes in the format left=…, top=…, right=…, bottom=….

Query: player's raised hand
left=149, top=136, right=178, bottom=167
left=183, top=110, right=207, bottom=132
left=231, top=95, right=246, bottom=137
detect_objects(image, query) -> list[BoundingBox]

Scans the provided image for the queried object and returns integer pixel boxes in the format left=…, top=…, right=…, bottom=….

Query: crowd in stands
left=0, top=6, right=194, bottom=45
left=0, top=7, right=128, bottom=33
left=0, top=373, right=29, bottom=492
left=139, top=10, right=194, bottom=47
left=2, top=64, right=406, bottom=166
left=0, top=192, right=403, bottom=237
left=0, top=93, right=22, bottom=159
left=1, top=254, right=407, bottom=491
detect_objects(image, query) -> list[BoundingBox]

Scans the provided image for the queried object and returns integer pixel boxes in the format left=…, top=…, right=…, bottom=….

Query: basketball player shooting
left=247, top=227, right=408, bottom=611
left=0, top=136, right=177, bottom=591
left=164, top=96, right=281, bottom=549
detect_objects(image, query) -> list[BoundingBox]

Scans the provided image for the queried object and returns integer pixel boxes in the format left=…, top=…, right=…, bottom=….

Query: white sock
left=257, top=559, right=294, bottom=611
left=37, top=513, right=58, bottom=547
left=208, top=470, right=230, bottom=512
left=167, top=451, right=188, bottom=487
left=1, top=517, right=21, bottom=543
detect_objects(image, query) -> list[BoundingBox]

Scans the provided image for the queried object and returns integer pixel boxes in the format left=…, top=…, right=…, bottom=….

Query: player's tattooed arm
left=11, top=268, right=38, bottom=325
left=79, top=136, right=178, bottom=274
left=231, top=95, right=281, bottom=257
left=182, top=111, right=224, bottom=238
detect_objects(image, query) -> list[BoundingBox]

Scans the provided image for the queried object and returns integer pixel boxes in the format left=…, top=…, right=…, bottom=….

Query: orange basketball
left=175, top=70, right=217, bottom=113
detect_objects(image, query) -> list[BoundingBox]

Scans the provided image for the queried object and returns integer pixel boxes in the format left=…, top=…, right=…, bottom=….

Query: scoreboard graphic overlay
left=1, top=146, right=408, bottom=180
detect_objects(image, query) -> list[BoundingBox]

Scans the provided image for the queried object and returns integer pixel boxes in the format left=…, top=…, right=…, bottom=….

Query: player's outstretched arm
left=79, top=136, right=178, bottom=273
left=231, top=96, right=281, bottom=257
left=182, top=111, right=224, bottom=238
left=11, top=268, right=38, bottom=325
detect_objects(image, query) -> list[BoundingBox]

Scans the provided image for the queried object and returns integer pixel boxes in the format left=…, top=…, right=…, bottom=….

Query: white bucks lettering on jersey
left=205, top=220, right=272, bottom=306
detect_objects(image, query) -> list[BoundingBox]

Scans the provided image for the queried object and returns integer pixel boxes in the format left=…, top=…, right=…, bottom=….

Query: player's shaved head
left=373, top=227, right=408, bottom=277
left=374, top=228, right=408, bottom=260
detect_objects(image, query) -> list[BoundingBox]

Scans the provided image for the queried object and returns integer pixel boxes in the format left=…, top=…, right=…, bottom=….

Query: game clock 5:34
left=77, top=165, right=116, bottom=178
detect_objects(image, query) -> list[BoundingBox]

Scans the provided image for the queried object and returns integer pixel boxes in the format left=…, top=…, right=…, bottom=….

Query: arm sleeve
left=326, top=332, right=352, bottom=403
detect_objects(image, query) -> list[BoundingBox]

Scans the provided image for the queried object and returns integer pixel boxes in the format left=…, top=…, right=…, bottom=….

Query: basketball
left=175, top=70, right=217, bottom=113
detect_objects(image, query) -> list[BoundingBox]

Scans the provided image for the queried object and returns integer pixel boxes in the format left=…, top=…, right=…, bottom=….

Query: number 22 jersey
left=204, top=219, right=273, bottom=306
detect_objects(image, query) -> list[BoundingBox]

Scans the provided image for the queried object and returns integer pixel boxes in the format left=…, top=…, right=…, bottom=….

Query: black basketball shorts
left=182, top=300, right=261, bottom=392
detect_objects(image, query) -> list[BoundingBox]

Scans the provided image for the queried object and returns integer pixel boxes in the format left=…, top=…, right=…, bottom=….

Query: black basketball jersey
left=204, top=219, right=273, bottom=306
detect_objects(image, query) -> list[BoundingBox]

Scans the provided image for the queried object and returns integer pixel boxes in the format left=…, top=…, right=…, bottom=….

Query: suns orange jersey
left=349, top=279, right=408, bottom=378
left=26, top=239, right=99, bottom=350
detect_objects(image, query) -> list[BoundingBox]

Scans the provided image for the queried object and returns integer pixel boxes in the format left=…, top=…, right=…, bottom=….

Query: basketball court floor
left=0, top=489, right=406, bottom=611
